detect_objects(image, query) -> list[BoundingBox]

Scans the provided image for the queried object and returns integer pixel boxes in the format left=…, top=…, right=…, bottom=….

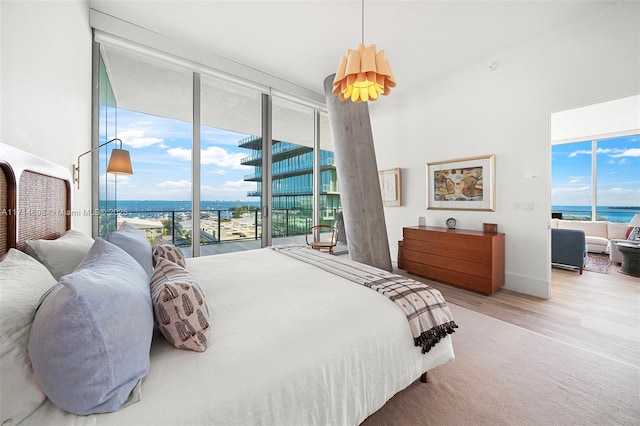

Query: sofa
left=551, top=219, right=632, bottom=263
left=551, top=228, right=588, bottom=274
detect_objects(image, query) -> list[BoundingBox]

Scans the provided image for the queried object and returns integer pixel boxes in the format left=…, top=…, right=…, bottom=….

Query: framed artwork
left=426, top=154, right=495, bottom=211
left=379, top=168, right=402, bottom=207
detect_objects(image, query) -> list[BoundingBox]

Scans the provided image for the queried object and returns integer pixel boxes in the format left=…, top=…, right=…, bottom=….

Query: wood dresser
left=400, top=226, right=505, bottom=295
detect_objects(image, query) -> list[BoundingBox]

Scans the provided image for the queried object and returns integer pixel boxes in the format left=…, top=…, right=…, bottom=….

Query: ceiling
left=89, top=0, right=618, bottom=98
left=89, top=0, right=620, bottom=148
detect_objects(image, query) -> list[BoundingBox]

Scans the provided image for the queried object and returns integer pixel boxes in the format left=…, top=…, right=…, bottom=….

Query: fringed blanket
left=271, top=245, right=458, bottom=353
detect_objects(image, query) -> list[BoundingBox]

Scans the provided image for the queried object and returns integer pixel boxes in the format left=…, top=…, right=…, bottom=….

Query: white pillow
left=24, top=230, right=94, bottom=280
left=0, top=249, right=57, bottom=425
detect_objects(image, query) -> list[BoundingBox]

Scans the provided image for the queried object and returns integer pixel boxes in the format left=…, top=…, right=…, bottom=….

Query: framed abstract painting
left=426, top=155, right=495, bottom=211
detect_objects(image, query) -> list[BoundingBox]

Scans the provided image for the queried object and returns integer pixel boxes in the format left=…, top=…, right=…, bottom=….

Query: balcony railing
left=100, top=207, right=341, bottom=248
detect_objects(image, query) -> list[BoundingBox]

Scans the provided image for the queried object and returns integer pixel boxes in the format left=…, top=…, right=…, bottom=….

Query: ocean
left=552, top=205, right=639, bottom=223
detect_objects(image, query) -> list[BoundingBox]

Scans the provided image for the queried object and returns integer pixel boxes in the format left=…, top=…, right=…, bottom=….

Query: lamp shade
left=332, top=43, right=396, bottom=103
left=107, top=149, right=133, bottom=175
left=628, top=213, right=640, bottom=228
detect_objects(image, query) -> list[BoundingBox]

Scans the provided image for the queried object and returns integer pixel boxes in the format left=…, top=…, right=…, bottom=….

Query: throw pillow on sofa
left=628, top=227, right=640, bottom=242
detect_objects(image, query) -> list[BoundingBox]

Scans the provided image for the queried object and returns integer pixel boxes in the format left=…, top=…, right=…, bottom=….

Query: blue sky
left=100, top=109, right=256, bottom=201
left=551, top=134, right=640, bottom=207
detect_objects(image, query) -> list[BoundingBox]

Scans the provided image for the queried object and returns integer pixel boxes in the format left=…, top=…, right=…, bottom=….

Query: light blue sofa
left=551, top=228, right=588, bottom=274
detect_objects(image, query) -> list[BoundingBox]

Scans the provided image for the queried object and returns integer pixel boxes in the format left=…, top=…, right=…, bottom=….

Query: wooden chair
left=306, top=224, right=339, bottom=255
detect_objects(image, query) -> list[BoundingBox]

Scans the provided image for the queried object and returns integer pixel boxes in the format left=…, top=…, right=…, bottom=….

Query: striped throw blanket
left=271, top=245, right=458, bottom=353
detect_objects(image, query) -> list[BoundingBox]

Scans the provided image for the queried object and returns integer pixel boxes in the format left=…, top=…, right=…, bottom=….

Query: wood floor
left=396, top=262, right=640, bottom=369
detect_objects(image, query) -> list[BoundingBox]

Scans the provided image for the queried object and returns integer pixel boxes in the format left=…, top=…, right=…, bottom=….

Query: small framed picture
left=426, top=154, right=495, bottom=211
left=379, top=168, right=402, bottom=207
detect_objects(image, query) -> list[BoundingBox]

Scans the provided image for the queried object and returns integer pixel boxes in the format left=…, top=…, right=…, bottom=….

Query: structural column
left=323, top=74, right=392, bottom=272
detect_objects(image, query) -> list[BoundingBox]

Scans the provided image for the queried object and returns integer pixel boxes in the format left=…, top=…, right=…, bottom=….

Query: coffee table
left=615, top=242, right=640, bottom=277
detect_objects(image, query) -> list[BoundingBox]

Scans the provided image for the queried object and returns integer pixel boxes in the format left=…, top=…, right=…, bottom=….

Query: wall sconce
left=73, top=138, right=133, bottom=189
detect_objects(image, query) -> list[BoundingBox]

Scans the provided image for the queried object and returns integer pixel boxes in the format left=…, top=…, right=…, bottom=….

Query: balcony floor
left=193, top=234, right=348, bottom=257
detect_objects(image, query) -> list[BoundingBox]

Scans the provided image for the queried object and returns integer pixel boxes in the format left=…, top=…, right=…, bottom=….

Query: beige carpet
left=363, top=304, right=640, bottom=426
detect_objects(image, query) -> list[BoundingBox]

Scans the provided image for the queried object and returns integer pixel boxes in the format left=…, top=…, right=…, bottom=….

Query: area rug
left=362, top=303, right=639, bottom=426
left=584, top=252, right=611, bottom=274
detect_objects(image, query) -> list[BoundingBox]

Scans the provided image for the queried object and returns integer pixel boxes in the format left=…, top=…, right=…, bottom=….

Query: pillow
left=628, top=227, right=640, bottom=242
left=150, top=257, right=210, bottom=352
left=24, top=229, right=94, bottom=280
left=106, top=221, right=153, bottom=277
left=0, top=249, right=57, bottom=425
left=28, top=239, right=154, bottom=415
left=152, top=236, right=186, bottom=268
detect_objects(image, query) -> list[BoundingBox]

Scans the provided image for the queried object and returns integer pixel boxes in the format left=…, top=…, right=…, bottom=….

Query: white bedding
left=22, top=248, right=454, bottom=425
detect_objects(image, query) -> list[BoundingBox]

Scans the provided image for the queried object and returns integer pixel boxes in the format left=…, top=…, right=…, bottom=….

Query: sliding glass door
left=95, top=40, right=339, bottom=256
left=199, top=75, right=262, bottom=255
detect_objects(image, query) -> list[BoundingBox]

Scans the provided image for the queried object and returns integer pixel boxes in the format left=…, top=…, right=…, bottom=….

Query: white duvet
left=22, top=248, right=454, bottom=426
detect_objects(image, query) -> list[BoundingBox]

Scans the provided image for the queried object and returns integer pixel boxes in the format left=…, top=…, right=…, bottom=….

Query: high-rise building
left=239, top=135, right=341, bottom=236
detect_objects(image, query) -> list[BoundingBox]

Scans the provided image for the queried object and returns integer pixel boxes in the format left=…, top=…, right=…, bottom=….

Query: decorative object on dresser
left=445, top=217, right=457, bottom=229
left=399, top=226, right=505, bottom=295
left=426, top=154, right=495, bottom=211
left=483, top=223, right=498, bottom=233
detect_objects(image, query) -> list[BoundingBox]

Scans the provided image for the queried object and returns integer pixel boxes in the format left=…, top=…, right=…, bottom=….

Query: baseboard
left=503, top=272, right=550, bottom=299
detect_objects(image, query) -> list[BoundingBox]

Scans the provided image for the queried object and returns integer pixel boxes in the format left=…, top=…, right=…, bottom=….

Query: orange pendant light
left=332, top=1, right=396, bottom=103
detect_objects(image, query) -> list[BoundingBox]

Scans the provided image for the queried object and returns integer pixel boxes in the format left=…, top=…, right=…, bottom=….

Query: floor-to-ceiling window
left=97, top=53, right=118, bottom=236
left=551, top=134, right=640, bottom=222
left=95, top=40, right=338, bottom=256
left=96, top=44, right=193, bottom=256
left=200, top=74, right=262, bottom=255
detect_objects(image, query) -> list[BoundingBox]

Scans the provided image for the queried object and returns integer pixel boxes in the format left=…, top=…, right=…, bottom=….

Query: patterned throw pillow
left=628, top=227, right=640, bottom=242
left=152, top=236, right=186, bottom=268
left=150, top=257, right=210, bottom=352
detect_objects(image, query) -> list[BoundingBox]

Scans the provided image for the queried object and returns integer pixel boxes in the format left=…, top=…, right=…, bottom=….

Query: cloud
left=609, top=148, right=640, bottom=158
left=100, top=173, right=131, bottom=186
left=551, top=185, right=590, bottom=194
left=200, top=179, right=257, bottom=200
left=158, top=180, right=191, bottom=189
left=118, top=129, right=164, bottom=149
left=568, top=176, right=584, bottom=184
left=568, top=149, right=591, bottom=157
left=167, top=146, right=250, bottom=170
left=604, top=187, right=636, bottom=195
left=166, top=147, right=191, bottom=161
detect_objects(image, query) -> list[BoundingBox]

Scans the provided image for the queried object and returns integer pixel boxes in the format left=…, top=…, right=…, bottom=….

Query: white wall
left=1, top=0, right=92, bottom=233
left=551, top=94, right=640, bottom=144
left=371, top=2, right=640, bottom=298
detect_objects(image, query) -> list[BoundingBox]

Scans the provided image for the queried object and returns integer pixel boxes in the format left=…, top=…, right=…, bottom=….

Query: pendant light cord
left=361, top=0, right=365, bottom=45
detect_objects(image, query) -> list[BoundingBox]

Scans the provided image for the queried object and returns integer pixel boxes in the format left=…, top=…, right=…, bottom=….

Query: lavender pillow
left=29, top=239, right=153, bottom=415
left=106, top=221, right=153, bottom=277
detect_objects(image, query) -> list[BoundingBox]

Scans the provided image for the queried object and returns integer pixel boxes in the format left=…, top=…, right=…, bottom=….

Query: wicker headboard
left=0, top=143, right=71, bottom=257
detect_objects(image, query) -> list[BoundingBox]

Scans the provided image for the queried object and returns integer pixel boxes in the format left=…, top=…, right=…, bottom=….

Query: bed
left=0, top=142, right=456, bottom=425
